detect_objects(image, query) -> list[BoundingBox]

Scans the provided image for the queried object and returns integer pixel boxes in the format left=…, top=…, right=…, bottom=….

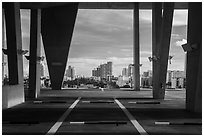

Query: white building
left=166, top=70, right=186, bottom=88
left=116, top=75, right=129, bottom=87
left=66, top=66, right=75, bottom=80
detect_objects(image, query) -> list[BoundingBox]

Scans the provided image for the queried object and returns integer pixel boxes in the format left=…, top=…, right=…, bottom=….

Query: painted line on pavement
left=47, top=97, right=81, bottom=135
left=114, top=98, right=148, bottom=135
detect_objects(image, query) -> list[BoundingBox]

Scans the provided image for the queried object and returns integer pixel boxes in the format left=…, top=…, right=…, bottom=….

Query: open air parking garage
left=2, top=2, right=202, bottom=135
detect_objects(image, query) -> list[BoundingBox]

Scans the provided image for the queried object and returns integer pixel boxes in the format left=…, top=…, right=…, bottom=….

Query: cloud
left=140, top=51, right=151, bottom=56
left=120, top=49, right=131, bottom=52
left=139, top=10, right=152, bottom=23
left=171, top=33, right=182, bottom=39
left=16, top=9, right=187, bottom=77
left=173, top=10, right=188, bottom=26
left=20, top=10, right=30, bottom=38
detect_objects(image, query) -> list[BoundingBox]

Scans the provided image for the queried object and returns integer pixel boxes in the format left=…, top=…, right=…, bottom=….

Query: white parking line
left=114, top=99, right=148, bottom=135
left=47, top=97, right=81, bottom=135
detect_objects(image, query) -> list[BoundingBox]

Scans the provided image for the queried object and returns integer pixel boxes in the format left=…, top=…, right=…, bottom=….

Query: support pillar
left=152, top=3, right=162, bottom=98
left=3, top=2, right=24, bottom=108
left=152, top=3, right=174, bottom=99
left=133, top=3, right=140, bottom=91
left=2, top=8, right=5, bottom=83
left=186, top=2, right=202, bottom=113
left=28, top=9, right=41, bottom=99
left=4, top=2, right=24, bottom=85
left=41, top=3, right=78, bottom=90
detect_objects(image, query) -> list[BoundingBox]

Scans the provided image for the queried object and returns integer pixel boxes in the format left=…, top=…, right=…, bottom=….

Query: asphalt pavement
left=2, top=89, right=202, bottom=135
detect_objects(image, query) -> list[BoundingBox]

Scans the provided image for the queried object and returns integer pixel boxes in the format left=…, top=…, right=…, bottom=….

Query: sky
left=3, top=8, right=188, bottom=77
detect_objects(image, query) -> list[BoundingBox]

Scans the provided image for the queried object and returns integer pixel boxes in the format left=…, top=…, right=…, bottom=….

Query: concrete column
left=28, top=9, right=41, bottom=99
left=3, top=2, right=25, bottom=108
left=4, top=2, right=24, bottom=85
left=152, top=2, right=162, bottom=98
left=186, top=2, right=202, bottom=113
left=133, top=3, right=140, bottom=91
left=2, top=8, right=5, bottom=83
left=153, top=3, right=174, bottom=99
left=41, top=3, right=78, bottom=90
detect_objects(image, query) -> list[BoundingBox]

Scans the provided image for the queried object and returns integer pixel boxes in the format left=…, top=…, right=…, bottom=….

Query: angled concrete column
left=3, top=2, right=24, bottom=108
left=186, top=2, right=202, bottom=113
left=4, top=2, right=24, bottom=85
left=41, top=3, right=78, bottom=90
left=133, top=3, right=140, bottom=91
left=28, top=9, right=41, bottom=99
left=152, top=2, right=162, bottom=98
left=2, top=8, right=5, bottom=83
left=153, top=3, right=174, bottom=99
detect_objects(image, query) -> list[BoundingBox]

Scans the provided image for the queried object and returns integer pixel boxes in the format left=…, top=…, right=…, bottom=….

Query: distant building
left=172, top=70, right=185, bottom=78
left=143, top=70, right=152, bottom=77
left=40, top=63, right=44, bottom=77
left=96, top=67, right=101, bottom=77
left=128, top=64, right=134, bottom=77
left=141, top=77, right=152, bottom=87
left=106, top=61, right=112, bottom=80
left=141, top=70, right=152, bottom=87
left=91, top=61, right=112, bottom=81
left=92, top=69, right=97, bottom=77
left=122, top=68, right=128, bottom=77
left=166, top=70, right=185, bottom=88
left=116, top=75, right=129, bottom=87
left=117, top=64, right=135, bottom=88
left=66, top=66, right=75, bottom=80
left=100, top=64, right=106, bottom=79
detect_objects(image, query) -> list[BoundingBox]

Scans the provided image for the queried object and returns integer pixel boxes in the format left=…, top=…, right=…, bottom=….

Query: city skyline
left=3, top=9, right=188, bottom=77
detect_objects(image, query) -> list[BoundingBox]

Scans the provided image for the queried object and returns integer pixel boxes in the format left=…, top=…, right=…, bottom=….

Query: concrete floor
left=2, top=89, right=202, bottom=135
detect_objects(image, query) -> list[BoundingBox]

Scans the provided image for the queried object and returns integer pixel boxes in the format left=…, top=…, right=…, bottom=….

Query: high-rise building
left=106, top=61, right=112, bottom=76
left=128, top=64, right=134, bottom=77
left=100, top=64, right=106, bottom=79
left=91, top=61, right=112, bottom=81
left=66, top=66, right=75, bottom=80
left=92, top=69, right=97, bottom=77
left=96, top=67, right=101, bottom=77
left=122, top=68, right=128, bottom=77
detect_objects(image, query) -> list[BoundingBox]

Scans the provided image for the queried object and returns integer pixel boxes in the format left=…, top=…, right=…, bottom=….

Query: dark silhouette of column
left=41, top=3, right=78, bottom=90
left=28, top=9, right=41, bottom=99
left=133, top=3, right=140, bottom=91
left=2, top=8, right=5, bottom=83
left=4, top=2, right=24, bottom=85
left=152, top=3, right=174, bottom=99
left=186, top=2, right=202, bottom=113
left=152, top=2, right=162, bottom=98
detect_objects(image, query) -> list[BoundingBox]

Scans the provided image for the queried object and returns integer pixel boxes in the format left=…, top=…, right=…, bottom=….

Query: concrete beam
left=152, top=3, right=162, bottom=98
left=41, top=3, right=78, bottom=90
left=18, top=2, right=188, bottom=9
left=152, top=3, right=174, bottom=99
left=133, top=3, right=140, bottom=91
left=28, top=9, right=41, bottom=99
left=186, top=2, right=202, bottom=113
